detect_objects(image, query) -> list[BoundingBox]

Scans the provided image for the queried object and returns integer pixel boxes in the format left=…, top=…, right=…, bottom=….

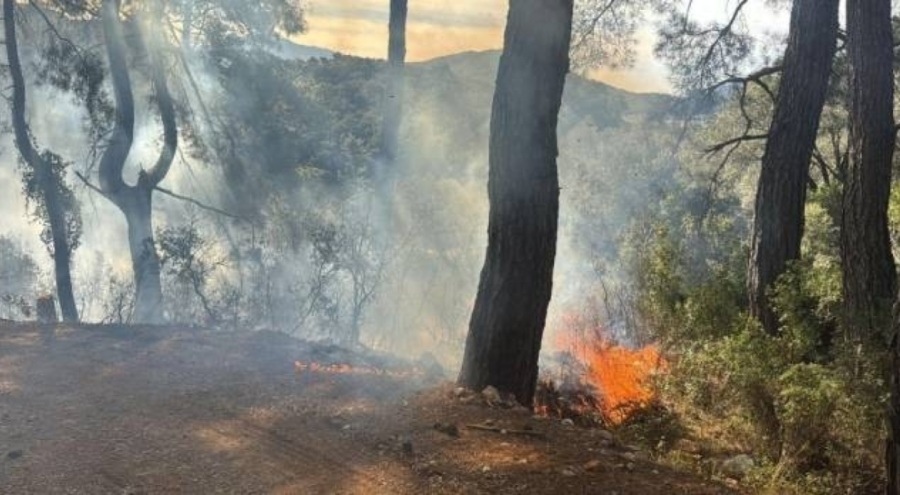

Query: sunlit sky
left=293, top=0, right=790, bottom=94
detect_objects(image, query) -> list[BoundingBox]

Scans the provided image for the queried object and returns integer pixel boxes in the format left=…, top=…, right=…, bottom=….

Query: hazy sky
left=294, top=0, right=790, bottom=94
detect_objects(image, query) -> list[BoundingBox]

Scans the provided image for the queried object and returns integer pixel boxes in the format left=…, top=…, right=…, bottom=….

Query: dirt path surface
left=0, top=323, right=734, bottom=494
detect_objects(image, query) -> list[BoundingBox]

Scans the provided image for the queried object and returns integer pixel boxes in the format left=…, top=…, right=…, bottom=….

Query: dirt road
left=0, top=323, right=427, bottom=494
left=0, top=323, right=734, bottom=494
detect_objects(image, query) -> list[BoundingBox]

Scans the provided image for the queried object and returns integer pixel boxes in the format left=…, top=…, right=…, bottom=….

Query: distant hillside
left=397, top=50, right=677, bottom=181
left=271, top=45, right=673, bottom=127
left=385, top=50, right=685, bottom=324
left=409, top=50, right=673, bottom=128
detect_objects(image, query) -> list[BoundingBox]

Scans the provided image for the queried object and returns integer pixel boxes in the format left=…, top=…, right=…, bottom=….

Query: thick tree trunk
left=382, top=0, right=407, bottom=169
left=42, top=172, right=79, bottom=323
left=122, top=181, right=163, bottom=324
left=457, top=0, right=573, bottom=406
left=373, top=0, right=408, bottom=240
left=747, top=0, right=839, bottom=335
left=842, top=1, right=900, bottom=491
left=890, top=317, right=900, bottom=495
left=841, top=0, right=896, bottom=342
left=4, top=0, right=79, bottom=323
left=99, top=0, right=135, bottom=197
left=99, top=0, right=177, bottom=324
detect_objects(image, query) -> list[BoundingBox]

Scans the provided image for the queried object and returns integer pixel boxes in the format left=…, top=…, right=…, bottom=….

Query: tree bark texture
left=382, top=0, right=407, bottom=171
left=841, top=2, right=900, bottom=491
left=748, top=0, right=839, bottom=335
left=457, top=0, right=573, bottom=406
left=890, top=313, right=900, bottom=495
left=122, top=181, right=163, bottom=324
left=4, top=0, right=79, bottom=323
left=841, top=0, right=896, bottom=342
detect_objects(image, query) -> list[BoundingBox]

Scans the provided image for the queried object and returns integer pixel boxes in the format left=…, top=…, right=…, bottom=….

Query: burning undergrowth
left=536, top=313, right=667, bottom=426
left=286, top=335, right=448, bottom=386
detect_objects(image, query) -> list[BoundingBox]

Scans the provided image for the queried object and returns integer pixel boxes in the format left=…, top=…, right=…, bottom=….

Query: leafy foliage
left=178, top=0, right=306, bottom=45
left=34, top=36, right=114, bottom=147
left=205, top=47, right=383, bottom=215
left=0, top=236, right=41, bottom=320
left=626, top=157, right=889, bottom=491
left=19, top=151, right=82, bottom=259
left=158, top=220, right=224, bottom=323
left=570, top=0, right=665, bottom=71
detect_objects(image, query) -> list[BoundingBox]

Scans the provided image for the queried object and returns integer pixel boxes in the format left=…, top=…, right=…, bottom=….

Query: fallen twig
left=464, top=424, right=545, bottom=438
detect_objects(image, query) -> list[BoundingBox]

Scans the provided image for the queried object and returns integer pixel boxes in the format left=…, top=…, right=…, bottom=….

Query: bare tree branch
left=699, top=0, right=751, bottom=70
left=74, top=170, right=112, bottom=199
left=708, top=64, right=781, bottom=101
left=154, top=185, right=243, bottom=221
left=27, top=0, right=81, bottom=55
left=570, top=0, right=617, bottom=53
left=705, top=133, right=769, bottom=155
left=76, top=171, right=242, bottom=221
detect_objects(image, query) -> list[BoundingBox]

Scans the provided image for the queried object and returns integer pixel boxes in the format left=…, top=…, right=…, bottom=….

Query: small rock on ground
left=721, top=454, right=755, bottom=479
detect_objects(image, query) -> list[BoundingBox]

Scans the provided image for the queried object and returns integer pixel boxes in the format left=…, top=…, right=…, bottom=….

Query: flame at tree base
left=538, top=313, right=667, bottom=425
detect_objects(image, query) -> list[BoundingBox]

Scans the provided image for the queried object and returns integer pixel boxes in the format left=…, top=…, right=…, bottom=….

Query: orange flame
left=551, top=314, right=666, bottom=424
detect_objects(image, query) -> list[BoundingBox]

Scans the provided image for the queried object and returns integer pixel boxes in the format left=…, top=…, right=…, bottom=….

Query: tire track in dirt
left=201, top=417, right=413, bottom=493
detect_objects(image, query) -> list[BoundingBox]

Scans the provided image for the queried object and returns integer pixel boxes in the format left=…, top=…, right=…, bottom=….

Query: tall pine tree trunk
left=841, top=0, right=896, bottom=341
left=841, top=0, right=900, bottom=490
left=457, top=0, right=573, bottom=406
left=890, top=317, right=900, bottom=495
left=382, top=0, right=407, bottom=168
left=4, top=0, right=79, bottom=323
left=373, top=0, right=408, bottom=245
left=748, top=0, right=839, bottom=334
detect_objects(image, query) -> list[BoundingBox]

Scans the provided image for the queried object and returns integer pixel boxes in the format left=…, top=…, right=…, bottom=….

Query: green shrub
left=775, top=363, right=843, bottom=470
left=631, top=224, right=887, bottom=492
